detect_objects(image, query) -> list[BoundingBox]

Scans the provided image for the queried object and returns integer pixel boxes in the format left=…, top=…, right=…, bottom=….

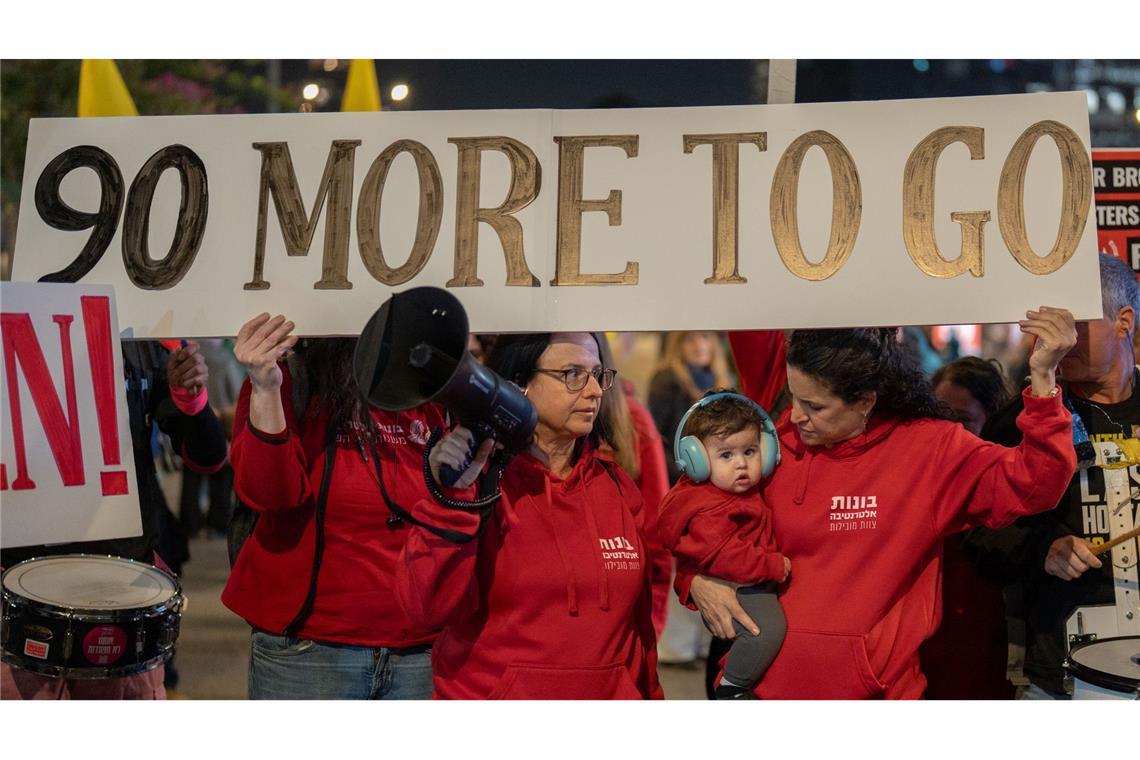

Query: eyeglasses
left=533, top=367, right=617, bottom=392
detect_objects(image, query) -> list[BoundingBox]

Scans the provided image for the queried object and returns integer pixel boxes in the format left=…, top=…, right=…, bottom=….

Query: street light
left=391, top=83, right=410, bottom=102
left=303, top=83, right=320, bottom=101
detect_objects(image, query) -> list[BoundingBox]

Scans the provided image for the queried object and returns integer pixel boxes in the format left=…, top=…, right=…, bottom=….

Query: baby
left=658, top=391, right=788, bottom=699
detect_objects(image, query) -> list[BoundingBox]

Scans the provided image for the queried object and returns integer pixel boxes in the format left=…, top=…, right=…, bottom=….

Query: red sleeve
left=728, top=331, right=787, bottom=410
left=229, top=370, right=314, bottom=514
left=626, top=393, right=673, bottom=637
left=673, top=563, right=698, bottom=611
left=395, top=488, right=484, bottom=630
left=660, top=494, right=786, bottom=585
left=934, top=388, right=1076, bottom=535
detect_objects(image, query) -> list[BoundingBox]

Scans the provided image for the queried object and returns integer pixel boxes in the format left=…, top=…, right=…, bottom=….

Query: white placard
left=0, top=282, right=142, bottom=548
left=11, top=92, right=1101, bottom=337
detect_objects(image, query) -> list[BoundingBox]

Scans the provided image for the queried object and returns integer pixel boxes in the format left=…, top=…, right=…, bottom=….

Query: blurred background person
left=919, top=357, right=1017, bottom=699
left=969, top=254, right=1140, bottom=699
left=179, top=338, right=244, bottom=538
left=649, top=332, right=734, bottom=484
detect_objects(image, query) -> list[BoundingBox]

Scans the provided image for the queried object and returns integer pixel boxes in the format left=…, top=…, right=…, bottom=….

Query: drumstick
left=1090, top=525, right=1140, bottom=557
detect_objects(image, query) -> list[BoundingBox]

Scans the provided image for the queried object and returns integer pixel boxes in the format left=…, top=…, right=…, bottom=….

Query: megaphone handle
left=439, top=458, right=468, bottom=488
left=438, top=426, right=491, bottom=488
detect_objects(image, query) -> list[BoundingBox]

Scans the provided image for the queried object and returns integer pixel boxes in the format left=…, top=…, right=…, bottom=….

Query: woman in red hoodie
left=396, top=332, right=663, bottom=699
left=223, top=314, right=445, bottom=699
left=682, top=308, right=1077, bottom=698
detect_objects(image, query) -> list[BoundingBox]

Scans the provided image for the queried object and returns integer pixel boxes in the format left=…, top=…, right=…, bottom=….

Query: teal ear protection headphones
left=673, top=392, right=780, bottom=483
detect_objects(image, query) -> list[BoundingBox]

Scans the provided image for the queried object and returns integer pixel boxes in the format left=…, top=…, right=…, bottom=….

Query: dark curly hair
left=786, top=327, right=953, bottom=421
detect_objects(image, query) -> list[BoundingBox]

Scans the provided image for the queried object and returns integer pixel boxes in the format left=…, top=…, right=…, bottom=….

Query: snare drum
left=1, top=554, right=183, bottom=679
left=1063, top=636, right=1140, bottom=700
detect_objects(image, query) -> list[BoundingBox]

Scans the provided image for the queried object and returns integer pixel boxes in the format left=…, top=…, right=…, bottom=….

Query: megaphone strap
left=283, top=423, right=339, bottom=636
left=362, top=427, right=499, bottom=544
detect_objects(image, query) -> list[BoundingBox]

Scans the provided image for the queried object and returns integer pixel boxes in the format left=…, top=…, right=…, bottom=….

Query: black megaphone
left=353, top=286, right=537, bottom=486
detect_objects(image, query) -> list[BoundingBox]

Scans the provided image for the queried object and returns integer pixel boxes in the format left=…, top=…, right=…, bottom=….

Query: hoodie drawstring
left=793, top=449, right=813, bottom=505
left=580, top=490, right=611, bottom=612
left=529, top=475, right=580, bottom=616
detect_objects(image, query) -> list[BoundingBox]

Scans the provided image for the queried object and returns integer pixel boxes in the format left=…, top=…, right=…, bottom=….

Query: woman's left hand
left=688, top=575, right=759, bottom=639
left=1019, top=306, right=1077, bottom=397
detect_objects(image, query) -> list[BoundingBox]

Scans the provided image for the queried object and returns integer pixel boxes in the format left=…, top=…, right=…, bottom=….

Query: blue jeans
left=248, top=631, right=433, bottom=700
left=1018, top=682, right=1069, bottom=700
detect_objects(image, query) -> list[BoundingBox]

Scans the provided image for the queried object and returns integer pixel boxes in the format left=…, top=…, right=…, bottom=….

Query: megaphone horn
left=353, top=287, right=538, bottom=486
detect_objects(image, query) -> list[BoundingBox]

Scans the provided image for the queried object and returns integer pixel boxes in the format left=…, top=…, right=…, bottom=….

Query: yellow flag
left=342, top=59, right=381, bottom=112
left=78, top=60, right=138, bottom=117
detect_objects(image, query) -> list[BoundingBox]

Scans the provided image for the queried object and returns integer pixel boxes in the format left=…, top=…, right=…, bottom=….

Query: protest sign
left=1093, top=148, right=1140, bottom=271
left=1, top=282, right=141, bottom=548
left=12, top=92, right=1101, bottom=335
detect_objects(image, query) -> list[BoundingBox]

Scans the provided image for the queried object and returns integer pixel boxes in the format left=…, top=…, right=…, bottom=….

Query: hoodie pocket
left=759, top=629, right=886, bottom=699
left=489, top=662, right=644, bottom=700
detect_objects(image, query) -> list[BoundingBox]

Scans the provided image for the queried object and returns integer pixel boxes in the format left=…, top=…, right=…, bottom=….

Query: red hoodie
left=617, top=381, right=673, bottom=636
left=680, top=391, right=1074, bottom=698
left=222, top=368, right=446, bottom=647
left=397, top=443, right=663, bottom=700
left=679, top=330, right=1075, bottom=698
left=658, top=477, right=786, bottom=585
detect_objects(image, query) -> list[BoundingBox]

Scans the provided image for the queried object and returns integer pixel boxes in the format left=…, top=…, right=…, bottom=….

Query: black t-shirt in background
left=974, top=371, right=1140, bottom=694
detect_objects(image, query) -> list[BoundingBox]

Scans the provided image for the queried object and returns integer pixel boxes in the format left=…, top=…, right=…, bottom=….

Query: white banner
left=12, top=92, right=1101, bottom=337
left=0, top=282, right=141, bottom=549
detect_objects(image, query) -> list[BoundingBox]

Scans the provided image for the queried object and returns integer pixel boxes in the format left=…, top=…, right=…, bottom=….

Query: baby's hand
left=782, top=556, right=792, bottom=582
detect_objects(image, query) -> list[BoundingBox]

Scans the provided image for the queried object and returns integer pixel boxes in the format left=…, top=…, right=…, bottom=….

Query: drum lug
left=158, top=618, right=178, bottom=651
left=1068, top=632, right=1097, bottom=647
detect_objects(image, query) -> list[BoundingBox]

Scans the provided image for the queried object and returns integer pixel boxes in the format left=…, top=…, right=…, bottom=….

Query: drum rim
left=0, top=648, right=171, bottom=679
left=2, top=590, right=184, bottom=620
left=1063, top=635, right=1140, bottom=695
left=1, top=553, right=182, bottom=616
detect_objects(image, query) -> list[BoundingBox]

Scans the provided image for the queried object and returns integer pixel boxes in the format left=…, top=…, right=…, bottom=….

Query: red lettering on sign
left=81, top=296, right=127, bottom=495
left=0, top=312, right=85, bottom=490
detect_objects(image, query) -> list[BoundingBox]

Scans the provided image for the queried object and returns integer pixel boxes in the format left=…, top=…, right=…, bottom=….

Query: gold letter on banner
left=247, top=140, right=361, bottom=290
left=448, top=137, right=541, bottom=287
left=551, top=135, right=640, bottom=286
left=998, top=120, right=1092, bottom=275
left=356, top=140, right=443, bottom=286
left=770, top=131, right=861, bottom=281
left=682, top=133, right=767, bottom=284
left=903, top=127, right=990, bottom=278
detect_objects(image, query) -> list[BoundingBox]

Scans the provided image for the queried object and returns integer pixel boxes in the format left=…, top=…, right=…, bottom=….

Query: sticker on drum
left=1064, top=636, right=1140, bottom=700
left=82, top=625, right=128, bottom=665
left=1, top=554, right=183, bottom=679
